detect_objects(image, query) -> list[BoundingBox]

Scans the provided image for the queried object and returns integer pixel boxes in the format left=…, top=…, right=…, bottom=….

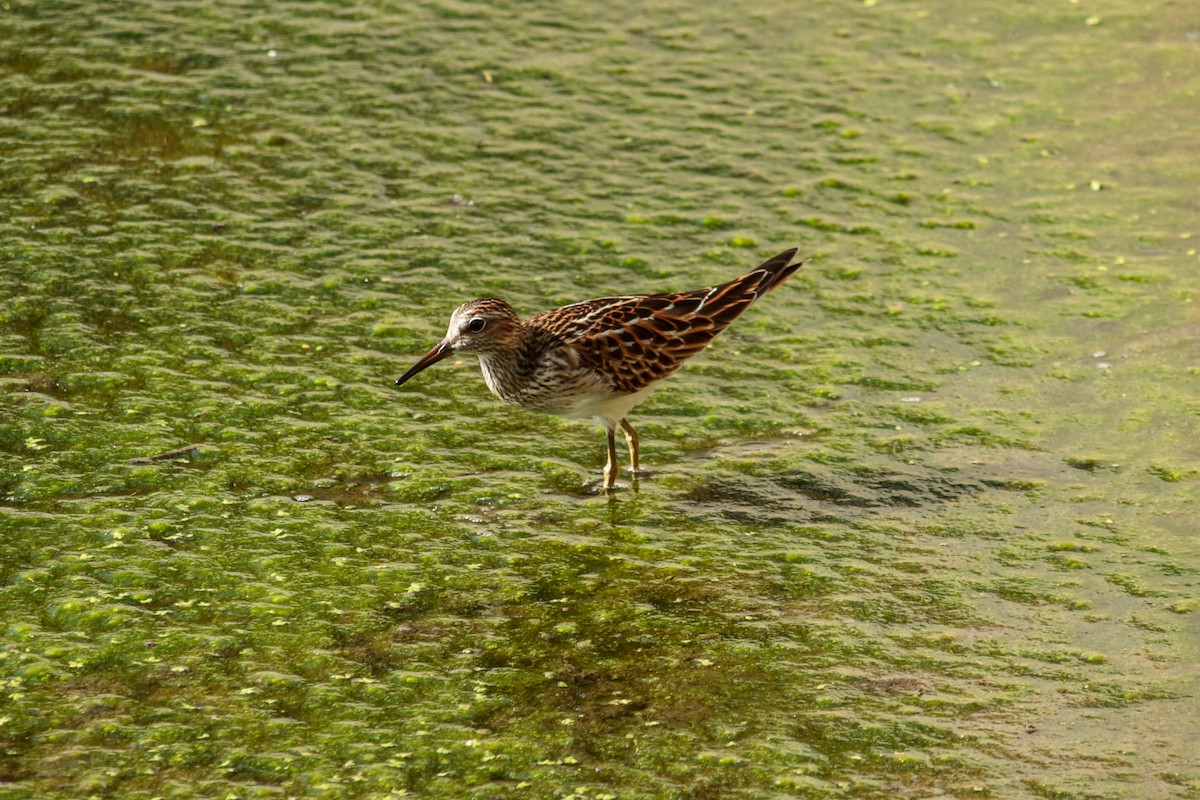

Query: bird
left=394, top=248, right=804, bottom=492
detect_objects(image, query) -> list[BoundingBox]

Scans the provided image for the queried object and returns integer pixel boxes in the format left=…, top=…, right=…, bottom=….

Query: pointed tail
left=754, top=248, right=804, bottom=295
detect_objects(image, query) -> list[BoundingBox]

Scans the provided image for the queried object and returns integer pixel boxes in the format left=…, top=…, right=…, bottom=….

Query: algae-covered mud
left=2, top=1, right=1198, bottom=798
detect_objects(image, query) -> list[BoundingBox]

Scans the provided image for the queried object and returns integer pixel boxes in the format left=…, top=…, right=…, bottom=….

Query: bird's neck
left=477, top=325, right=544, bottom=403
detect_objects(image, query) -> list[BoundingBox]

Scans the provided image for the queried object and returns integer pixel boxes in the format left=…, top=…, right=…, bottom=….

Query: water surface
left=2, top=1, right=1198, bottom=798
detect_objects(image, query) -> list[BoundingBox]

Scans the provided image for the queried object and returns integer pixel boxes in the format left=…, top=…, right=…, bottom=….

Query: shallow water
left=2, top=0, right=1198, bottom=798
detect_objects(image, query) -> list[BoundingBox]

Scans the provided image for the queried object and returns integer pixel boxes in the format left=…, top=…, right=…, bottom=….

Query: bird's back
left=526, top=248, right=802, bottom=394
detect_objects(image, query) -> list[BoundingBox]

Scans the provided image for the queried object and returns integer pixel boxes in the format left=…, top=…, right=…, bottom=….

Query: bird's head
left=395, top=298, right=522, bottom=386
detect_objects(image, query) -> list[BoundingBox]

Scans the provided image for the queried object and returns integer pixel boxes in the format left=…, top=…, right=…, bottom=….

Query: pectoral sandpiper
left=395, top=248, right=803, bottom=491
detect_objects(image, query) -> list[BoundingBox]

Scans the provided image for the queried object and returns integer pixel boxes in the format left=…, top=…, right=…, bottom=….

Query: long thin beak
left=395, top=341, right=453, bottom=386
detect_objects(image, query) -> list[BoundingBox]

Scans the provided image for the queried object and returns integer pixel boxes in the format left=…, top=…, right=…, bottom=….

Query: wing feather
left=525, top=249, right=802, bottom=394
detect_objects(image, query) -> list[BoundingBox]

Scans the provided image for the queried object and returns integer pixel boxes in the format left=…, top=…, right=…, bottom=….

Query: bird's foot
left=584, top=475, right=637, bottom=495
left=585, top=481, right=623, bottom=496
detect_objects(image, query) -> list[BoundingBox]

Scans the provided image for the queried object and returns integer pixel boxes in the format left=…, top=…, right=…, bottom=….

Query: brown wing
left=526, top=249, right=802, bottom=393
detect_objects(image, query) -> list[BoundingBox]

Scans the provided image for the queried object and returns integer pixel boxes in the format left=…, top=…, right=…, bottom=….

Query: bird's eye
left=468, top=317, right=486, bottom=333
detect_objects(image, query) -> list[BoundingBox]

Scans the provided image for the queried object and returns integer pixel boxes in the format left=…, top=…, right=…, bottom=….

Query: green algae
left=3, top=0, right=1200, bottom=798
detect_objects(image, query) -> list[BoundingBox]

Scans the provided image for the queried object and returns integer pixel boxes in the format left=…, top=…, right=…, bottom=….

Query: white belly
left=559, top=384, right=656, bottom=425
left=478, top=353, right=657, bottom=426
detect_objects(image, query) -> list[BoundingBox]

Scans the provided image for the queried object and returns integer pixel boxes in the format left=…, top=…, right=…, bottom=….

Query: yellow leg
left=603, top=425, right=619, bottom=491
left=619, top=418, right=640, bottom=474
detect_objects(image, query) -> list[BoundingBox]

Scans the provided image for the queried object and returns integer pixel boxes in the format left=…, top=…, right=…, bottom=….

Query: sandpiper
left=395, top=248, right=803, bottom=491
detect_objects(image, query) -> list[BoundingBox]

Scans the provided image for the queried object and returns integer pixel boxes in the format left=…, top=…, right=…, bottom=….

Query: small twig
left=129, top=445, right=202, bottom=464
